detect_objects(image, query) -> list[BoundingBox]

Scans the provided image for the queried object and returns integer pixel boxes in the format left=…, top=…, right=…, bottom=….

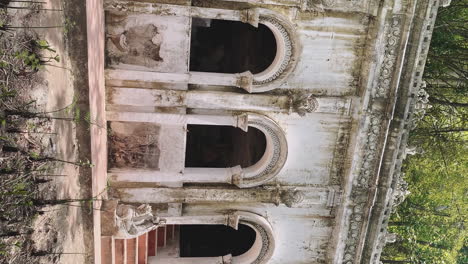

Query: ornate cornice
left=342, top=113, right=385, bottom=263
left=338, top=10, right=408, bottom=264
left=337, top=0, right=448, bottom=263
left=366, top=2, right=444, bottom=261
left=374, top=16, right=403, bottom=98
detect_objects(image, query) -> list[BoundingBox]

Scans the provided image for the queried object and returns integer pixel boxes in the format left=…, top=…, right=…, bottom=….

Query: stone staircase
left=101, top=225, right=177, bottom=264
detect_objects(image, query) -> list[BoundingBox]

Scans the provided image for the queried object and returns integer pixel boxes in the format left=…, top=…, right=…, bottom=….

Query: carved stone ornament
left=272, top=187, right=305, bottom=208
left=392, top=177, right=410, bottom=209
left=236, top=114, right=288, bottom=188
left=374, top=17, right=403, bottom=98
left=288, top=90, right=319, bottom=116
left=441, top=0, right=452, bottom=7
left=385, top=233, right=398, bottom=244
left=280, top=189, right=305, bottom=208
left=410, top=82, right=432, bottom=130
left=114, top=203, right=165, bottom=238
left=343, top=114, right=384, bottom=262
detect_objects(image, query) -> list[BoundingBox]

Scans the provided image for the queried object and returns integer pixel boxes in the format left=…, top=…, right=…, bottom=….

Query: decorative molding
left=272, top=188, right=305, bottom=208
left=305, top=0, right=371, bottom=13
left=287, top=90, right=319, bottom=116
left=253, top=16, right=293, bottom=86
left=235, top=212, right=276, bottom=264
left=342, top=113, right=384, bottom=263
left=340, top=1, right=449, bottom=262
left=236, top=114, right=288, bottom=188
left=367, top=2, right=445, bottom=263
left=374, top=16, right=403, bottom=98
left=250, top=9, right=301, bottom=92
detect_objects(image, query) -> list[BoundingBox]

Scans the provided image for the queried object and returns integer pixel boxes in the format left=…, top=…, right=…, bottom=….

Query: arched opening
left=185, top=125, right=266, bottom=168
left=189, top=18, right=277, bottom=74
left=180, top=224, right=256, bottom=257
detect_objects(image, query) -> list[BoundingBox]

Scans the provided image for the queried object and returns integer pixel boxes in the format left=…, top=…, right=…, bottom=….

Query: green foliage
left=382, top=1, right=468, bottom=262
left=63, top=18, right=75, bottom=37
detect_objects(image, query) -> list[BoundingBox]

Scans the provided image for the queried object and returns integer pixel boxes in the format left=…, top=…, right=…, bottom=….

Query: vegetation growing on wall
left=382, top=1, right=468, bottom=263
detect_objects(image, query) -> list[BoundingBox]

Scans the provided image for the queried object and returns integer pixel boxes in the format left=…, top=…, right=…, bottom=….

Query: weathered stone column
left=109, top=167, right=241, bottom=186
left=106, top=111, right=248, bottom=130
left=106, top=69, right=253, bottom=92
left=107, top=87, right=352, bottom=115
left=114, top=186, right=336, bottom=208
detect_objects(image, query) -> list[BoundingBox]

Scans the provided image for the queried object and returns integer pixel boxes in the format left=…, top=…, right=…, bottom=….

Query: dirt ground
left=5, top=0, right=94, bottom=263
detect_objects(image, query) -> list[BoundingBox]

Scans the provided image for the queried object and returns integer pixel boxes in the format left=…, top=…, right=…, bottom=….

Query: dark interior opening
left=189, top=18, right=277, bottom=74
left=185, top=125, right=266, bottom=168
left=180, top=224, right=256, bottom=257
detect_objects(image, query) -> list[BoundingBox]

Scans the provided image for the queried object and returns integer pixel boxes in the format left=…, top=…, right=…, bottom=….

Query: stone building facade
left=85, top=0, right=449, bottom=263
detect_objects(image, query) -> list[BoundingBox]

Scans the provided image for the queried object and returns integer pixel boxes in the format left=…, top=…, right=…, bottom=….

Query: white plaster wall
left=183, top=203, right=333, bottom=263
left=267, top=112, right=344, bottom=185
left=283, top=15, right=368, bottom=96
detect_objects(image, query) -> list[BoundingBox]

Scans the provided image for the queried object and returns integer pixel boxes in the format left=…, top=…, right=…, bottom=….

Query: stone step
left=127, top=238, right=137, bottom=264
left=148, top=230, right=157, bottom=257
left=114, top=239, right=125, bottom=264
left=167, top=225, right=175, bottom=240
left=101, top=236, right=113, bottom=264
left=137, top=233, right=148, bottom=264
left=101, top=225, right=180, bottom=263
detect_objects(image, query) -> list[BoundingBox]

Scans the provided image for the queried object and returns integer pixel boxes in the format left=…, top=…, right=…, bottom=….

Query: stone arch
left=234, top=113, right=288, bottom=188
left=250, top=9, right=301, bottom=93
left=107, top=112, right=288, bottom=188
left=227, top=211, right=276, bottom=264
left=152, top=211, right=276, bottom=264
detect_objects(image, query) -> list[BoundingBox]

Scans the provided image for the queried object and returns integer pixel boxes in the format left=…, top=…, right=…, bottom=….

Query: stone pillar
left=109, top=167, right=241, bottom=185
left=107, top=87, right=352, bottom=115
left=106, top=112, right=248, bottom=130
left=106, top=69, right=253, bottom=92
left=115, top=186, right=334, bottom=208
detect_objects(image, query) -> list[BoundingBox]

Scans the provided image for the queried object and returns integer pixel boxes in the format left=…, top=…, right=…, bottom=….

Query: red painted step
left=127, top=238, right=137, bottom=264
left=101, top=236, right=113, bottom=264
left=137, top=233, right=148, bottom=264
left=157, top=226, right=166, bottom=248
left=148, top=230, right=157, bottom=256
left=166, top=225, right=174, bottom=240
left=114, top=239, right=125, bottom=264
left=101, top=225, right=181, bottom=263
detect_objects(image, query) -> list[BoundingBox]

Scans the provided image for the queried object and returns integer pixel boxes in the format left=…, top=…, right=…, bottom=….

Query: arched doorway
left=185, top=125, right=267, bottom=169
left=180, top=224, right=256, bottom=257
left=107, top=113, right=288, bottom=188
left=190, top=18, right=277, bottom=75
left=146, top=211, right=276, bottom=264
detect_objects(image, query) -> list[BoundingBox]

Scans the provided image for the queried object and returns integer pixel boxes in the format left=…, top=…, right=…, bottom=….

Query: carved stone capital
left=287, top=90, right=319, bottom=116
left=227, top=213, right=240, bottom=230
left=272, top=186, right=305, bottom=208
left=240, top=8, right=260, bottom=28
left=236, top=113, right=249, bottom=132
left=280, top=189, right=305, bottom=208
left=237, top=71, right=254, bottom=93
